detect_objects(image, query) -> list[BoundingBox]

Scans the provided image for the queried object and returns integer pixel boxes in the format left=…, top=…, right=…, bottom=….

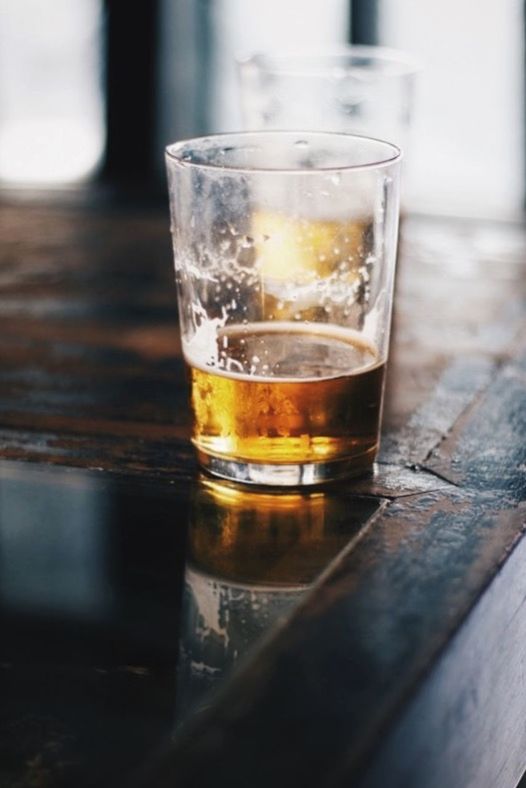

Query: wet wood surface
left=0, top=195, right=525, bottom=787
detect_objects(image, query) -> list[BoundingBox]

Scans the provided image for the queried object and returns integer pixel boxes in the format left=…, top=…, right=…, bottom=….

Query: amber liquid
left=188, top=322, right=385, bottom=472
left=189, top=476, right=363, bottom=584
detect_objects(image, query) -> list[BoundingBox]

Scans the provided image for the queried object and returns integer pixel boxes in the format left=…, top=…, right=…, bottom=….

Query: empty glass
left=237, top=46, right=417, bottom=193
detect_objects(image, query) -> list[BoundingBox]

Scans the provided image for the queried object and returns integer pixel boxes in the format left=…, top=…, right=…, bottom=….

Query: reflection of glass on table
left=175, top=476, right=377, bottom=724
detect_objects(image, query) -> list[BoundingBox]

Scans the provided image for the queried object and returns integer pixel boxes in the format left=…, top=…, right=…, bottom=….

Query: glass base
left=196, top=449, right=375, bottom=488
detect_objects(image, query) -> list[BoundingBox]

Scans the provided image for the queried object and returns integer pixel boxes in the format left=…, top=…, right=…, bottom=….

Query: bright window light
left=0, top=0, right=104, bottom=185
left=210, top=0, right=349, bottom=132
left=380, top=0, right=524, bottom=219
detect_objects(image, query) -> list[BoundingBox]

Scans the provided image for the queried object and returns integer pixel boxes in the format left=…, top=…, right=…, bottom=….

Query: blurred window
left=379, top=0, right=524, bottom=218
left=0, top=0, right=104, bottom=185
left=159, top=0, right=523, bottom=218
left=156, top=0, right=350, bottom=152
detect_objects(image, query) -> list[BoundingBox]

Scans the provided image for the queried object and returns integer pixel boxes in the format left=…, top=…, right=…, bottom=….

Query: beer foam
left=183, top=321, right=381, bottom=383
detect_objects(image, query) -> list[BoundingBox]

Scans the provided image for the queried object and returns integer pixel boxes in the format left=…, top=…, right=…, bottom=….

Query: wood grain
left=1, top=198, right=525, bottom=788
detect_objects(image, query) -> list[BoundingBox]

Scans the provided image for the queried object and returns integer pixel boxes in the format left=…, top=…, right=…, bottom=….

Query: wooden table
left=0, top=194, right=525, bottom=788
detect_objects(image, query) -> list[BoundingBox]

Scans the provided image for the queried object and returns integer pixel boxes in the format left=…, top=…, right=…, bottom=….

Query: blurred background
left=0, top=0, right=523, bottom=218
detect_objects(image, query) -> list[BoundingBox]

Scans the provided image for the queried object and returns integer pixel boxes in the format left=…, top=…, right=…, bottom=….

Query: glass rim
left=236, top=44, right=422, bottom=78
left=165, top=131, right=402, bottom=175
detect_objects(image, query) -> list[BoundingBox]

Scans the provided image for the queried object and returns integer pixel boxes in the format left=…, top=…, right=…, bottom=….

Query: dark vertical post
left=349, top=0, right=379, bottom=45
left=193, top=0, right=213, bottom=136
left=102, top=0, right=160, bottom=184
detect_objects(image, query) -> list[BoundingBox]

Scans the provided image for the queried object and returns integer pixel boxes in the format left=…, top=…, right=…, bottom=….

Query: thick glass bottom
left=196, top=447, right=376, bottom=488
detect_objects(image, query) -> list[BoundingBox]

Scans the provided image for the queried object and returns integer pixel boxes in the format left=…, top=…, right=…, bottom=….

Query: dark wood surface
left=0, top=194, right=525, bottom=787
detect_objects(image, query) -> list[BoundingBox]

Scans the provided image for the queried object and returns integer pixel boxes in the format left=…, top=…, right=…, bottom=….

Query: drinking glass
left=165, top=131, right=401, bottom=486
left=237, top=46, right=418, bottom=152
